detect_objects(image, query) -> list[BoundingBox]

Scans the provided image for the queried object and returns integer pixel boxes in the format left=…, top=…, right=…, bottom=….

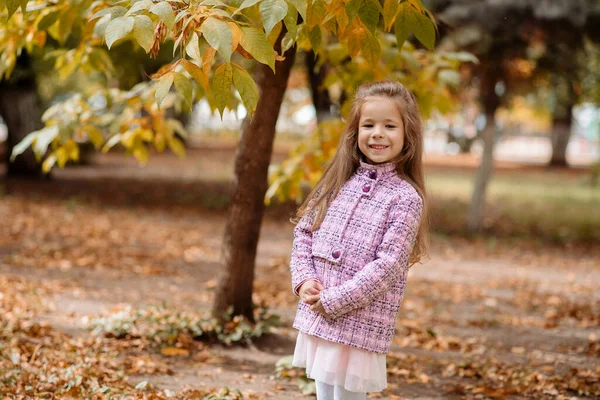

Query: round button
left=332, top=250, right=341, bottom=259
left=362, top=184, right=371, bottom=193
left=369, top=170, right=377, bottom=179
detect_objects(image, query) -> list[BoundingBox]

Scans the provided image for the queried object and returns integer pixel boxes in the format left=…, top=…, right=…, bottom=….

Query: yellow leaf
left=160, top=347, right=190, bottom=357
left=211, top=62, right=233, bottom=117
left=167, top=137, right=186, bottom=158
left=182, top=59, right=206, bottom=89
left=202, top=47, right=217, bottom=88
left=83, top=125, right=105, bottom=149
left=229, top=22, right=242, bottom=52
left=55, top=147, right=68, bottom=167
left=42, top=154, right=57, bottom=174
left=132, top=142, right=149, bottom=164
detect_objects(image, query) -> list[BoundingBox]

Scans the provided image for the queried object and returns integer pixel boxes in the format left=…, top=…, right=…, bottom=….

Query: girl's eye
left=362, top=124, right=373, bottom=128
left=386, top=125, right=396, bottom=129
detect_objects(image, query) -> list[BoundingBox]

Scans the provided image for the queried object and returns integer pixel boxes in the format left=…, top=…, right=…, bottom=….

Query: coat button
left=332, top=250, right=341, bottom=259
left=362, top=183, right=371, bottom=193
left=369, top=170, right=377, bottom=179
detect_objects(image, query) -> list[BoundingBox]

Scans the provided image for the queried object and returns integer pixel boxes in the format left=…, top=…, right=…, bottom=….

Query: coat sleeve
left=290, top=203, right=321, bottom=297
left=319, top=194, right=422, bottom=319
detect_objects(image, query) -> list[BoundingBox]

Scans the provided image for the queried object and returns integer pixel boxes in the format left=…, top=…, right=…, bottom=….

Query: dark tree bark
left=212, top=33, right=297, bottom=322
left=0, top=54, right=45, bottom=179
left=549, top=104, right=573, bottom=167
left=305, top=50, right=334, bottom=124
left=467, top=61, right=501, bottom=233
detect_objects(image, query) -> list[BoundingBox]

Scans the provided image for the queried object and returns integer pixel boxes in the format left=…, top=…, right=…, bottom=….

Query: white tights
left=315, top=380, right=367, bottom=400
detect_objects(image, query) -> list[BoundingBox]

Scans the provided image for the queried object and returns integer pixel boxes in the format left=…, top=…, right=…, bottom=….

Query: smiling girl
left=289, top=80, right=429, bottom=399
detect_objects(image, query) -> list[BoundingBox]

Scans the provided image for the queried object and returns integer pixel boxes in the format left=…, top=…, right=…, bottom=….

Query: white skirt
left=292, top=331, right=387, bottom=393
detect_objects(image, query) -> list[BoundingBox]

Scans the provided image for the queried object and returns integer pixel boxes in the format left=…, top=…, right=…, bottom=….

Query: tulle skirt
left=292, top=331, right=387, bottom=393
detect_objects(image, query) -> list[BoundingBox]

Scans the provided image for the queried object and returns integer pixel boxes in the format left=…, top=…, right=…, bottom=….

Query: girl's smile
left=358, top=96, right=405, bottom=164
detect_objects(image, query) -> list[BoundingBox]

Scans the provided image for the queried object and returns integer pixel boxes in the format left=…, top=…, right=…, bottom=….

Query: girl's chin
left=364, top=155, right=393, bottom=164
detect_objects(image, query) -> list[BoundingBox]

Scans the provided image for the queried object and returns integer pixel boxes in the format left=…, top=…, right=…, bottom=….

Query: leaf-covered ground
left=1, top=149, right=598, bottom=399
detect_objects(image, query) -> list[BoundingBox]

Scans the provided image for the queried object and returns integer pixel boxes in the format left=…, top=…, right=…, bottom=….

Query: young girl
left=289, top=80, right=429, bottom=399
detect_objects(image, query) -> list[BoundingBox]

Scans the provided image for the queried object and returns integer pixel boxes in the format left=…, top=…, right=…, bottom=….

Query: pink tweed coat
left=290, top=159, right=423, bottom=354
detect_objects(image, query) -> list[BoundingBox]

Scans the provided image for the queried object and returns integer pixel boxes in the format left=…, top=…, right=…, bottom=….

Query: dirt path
left=2, top=151, right=598, bottom=398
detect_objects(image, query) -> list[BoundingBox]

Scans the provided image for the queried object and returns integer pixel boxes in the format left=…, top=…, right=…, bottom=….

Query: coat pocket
left=311, top=237, right=344, bottom=265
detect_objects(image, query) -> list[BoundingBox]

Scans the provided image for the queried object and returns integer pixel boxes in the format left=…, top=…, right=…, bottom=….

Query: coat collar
left=357, top=159, right=397, bottom=179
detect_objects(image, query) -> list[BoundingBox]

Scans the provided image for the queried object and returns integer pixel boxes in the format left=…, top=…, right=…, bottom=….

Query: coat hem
left=292, top=325, right=389, bottom=355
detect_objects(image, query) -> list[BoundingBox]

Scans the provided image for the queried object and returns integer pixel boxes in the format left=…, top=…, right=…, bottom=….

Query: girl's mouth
left=369, top=144, right=389, bottom=151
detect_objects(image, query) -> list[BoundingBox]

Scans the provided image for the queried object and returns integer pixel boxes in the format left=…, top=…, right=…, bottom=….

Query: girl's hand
left=306, top=295, right=329, bottom=317
left=299, top=280, right=324, bottom=305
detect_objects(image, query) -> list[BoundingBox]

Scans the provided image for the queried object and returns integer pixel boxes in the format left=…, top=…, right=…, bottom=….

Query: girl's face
left=357, top=96, right=405, bottom=165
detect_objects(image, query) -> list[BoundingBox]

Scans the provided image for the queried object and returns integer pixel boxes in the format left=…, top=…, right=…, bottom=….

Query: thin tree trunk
left=467, top=61, right=501, bottom=233
left=212, top=33, right=297, bottom=322
left=549, top=105, right=573, bottom=167
left=467, top=111, right=496, bottom=232
left=305, top=50, right=333, bottom=124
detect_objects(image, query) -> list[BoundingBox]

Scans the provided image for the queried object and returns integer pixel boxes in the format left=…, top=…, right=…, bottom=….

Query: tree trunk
left=0, top=53, right=46, bottom=179
left=549, top=105, right=573, bottom=168
left=212, top=34, right=297, bottom=322
left=305, top=50, right=334, bottom=124
left=467, top=111, right=496, bottom=233
left=467, top=61, right=501, bottom=233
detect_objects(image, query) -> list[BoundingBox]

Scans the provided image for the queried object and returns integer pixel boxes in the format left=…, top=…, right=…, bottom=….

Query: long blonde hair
left=295, top=80, right=429, bottom=265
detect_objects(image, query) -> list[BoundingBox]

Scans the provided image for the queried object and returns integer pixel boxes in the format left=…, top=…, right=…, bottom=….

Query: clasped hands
left=298, top=280, right=329, bottom=317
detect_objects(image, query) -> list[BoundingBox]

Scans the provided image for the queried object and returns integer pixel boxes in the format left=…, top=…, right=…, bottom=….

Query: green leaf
left=201, top=17, right=233, bottom=63
left=32, top=126, right=60, bottom=159
left=169, top=119, right=189, bottom=139
left=102, top=134, right=121, bottom=152
left=173, top=71, right=193, bottom=110
left=306, top=0, right=325, bottom=28
left=412, top=10, right=435, bottom=50
left=201, top=0, right=228, bottom=6
left=211, top=63, right=233, bottom=118
left=185, top=32, right=203, bottom=62
left=308, top=26, right=321, bottom=51
left=233, top=64, right=259, bottom=115
left=382, top=0, right=398, bottom=30
left=155, top=72, right=174, bottom=109
left=442, top=51, right=479, bottom=64
left=234, top=0, right=261, bottom=16
left=105, top=16, right=134, bottom=49
left=358, top=0, right=381, bottom=35
left=394, top=2, right=412, bottom=50
left=240, top=27, right=275, bottom=71
left=360, top=33, right=381, bottom=65
left=281, top=30, right=296, bottom=53
left=287, top=0, right=306, bottom=21
left=150, top=1, right=175, bottom=29
left=36, top=9, right=61, bottom=31
left=345, top=0, right=362, bottom=22
left=91, top=6, right=127, bottom=21
left=260, top=0, right=288, bottom=36
left=133, top=15, right=154, bottom=53
left=6, top=0, right=21, bottom=20
left=126, top=0, right=153, bottom=16
left=283, top=3, right=298, bottom=37
left=182, top=59, right=205, bottom=88
left=10, top=131, right=36, bottom=161
left=438, top=69, right=461, bottom=87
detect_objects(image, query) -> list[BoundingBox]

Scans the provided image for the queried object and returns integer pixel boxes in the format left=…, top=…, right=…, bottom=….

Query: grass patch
left=426, top=169, right=599, bottom=245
